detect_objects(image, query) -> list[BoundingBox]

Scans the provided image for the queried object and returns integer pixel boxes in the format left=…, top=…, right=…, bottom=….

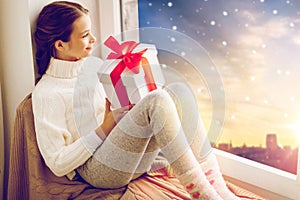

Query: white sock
left=177, top=166, right=223, bottom=200
left=200, top=153, right=240, bottom=200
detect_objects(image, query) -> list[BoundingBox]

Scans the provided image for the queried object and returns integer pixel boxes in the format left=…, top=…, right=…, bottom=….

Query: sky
left=138, top=0, right=300, bottom=148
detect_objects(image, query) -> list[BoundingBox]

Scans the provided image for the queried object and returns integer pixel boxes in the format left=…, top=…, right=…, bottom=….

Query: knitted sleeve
left=32, top=89, right=103, bottom=177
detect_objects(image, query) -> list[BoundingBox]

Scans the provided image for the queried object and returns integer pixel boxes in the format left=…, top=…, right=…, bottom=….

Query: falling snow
left=290, top=96, right=295, bottom=101
left=222, top=41, right=227, bottom=46
left=167, top=2, right=173, bottom=7
left=245, top=96, right=251, bottom=101
left=138, top=0, right=300, bottom=150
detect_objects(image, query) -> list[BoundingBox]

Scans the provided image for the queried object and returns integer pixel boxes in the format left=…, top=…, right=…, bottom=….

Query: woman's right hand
left=95, top=98, right=134, bottom=139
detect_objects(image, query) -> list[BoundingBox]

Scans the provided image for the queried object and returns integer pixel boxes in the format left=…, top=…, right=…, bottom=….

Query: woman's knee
left=164, top=83, right=198, bottom=110
left=146, top=89, right=176, bottom=109
left=164, top=83, right=200, bottom=122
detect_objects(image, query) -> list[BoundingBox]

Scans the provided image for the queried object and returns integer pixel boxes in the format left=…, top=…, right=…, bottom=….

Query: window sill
left=214, top=148, right=300, bottom=199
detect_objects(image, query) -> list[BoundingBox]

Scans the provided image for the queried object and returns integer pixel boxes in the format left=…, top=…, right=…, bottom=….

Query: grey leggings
left=77, top=83, right=212, bottom=189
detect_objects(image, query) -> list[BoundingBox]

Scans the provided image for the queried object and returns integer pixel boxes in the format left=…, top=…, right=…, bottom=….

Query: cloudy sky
left=138, top=0, right=300, bottom=148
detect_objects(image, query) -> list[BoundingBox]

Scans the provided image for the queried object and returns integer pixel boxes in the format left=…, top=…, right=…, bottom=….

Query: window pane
left=137, top=0, right=299, bottom=174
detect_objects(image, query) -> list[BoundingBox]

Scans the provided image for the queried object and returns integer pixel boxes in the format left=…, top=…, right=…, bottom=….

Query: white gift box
left=97, top=43, right=165, bottom=109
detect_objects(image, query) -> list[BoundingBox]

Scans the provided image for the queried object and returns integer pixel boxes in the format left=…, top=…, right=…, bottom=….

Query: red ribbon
left=104, top=36, right=157, bottom=107
left=141, top=57, right=157, bottom=91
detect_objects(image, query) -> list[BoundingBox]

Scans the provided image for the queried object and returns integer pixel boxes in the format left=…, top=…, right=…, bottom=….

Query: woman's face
left=57, top=14, right=96, bottom=61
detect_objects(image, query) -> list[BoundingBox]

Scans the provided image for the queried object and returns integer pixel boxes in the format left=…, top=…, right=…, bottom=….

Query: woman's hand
left=95, top=98, right=134, bottom=139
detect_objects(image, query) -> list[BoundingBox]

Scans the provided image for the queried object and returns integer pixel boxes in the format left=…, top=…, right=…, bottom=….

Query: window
left=98, top=0, right=300, bottom=198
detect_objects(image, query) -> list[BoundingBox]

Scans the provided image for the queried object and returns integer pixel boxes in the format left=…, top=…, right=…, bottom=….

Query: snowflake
left=263, top=99, right=269, bottom=105
left=276, top=69, right=282, bottom=75
left=245, top=96, right=251, bottom=101
left=167, top=2, right=173, bottom=7
left=161, top=64, right=167, bottom=69
left=285, top=71, right=290, bottom=76
left=272, top=10, right=278, bottom=15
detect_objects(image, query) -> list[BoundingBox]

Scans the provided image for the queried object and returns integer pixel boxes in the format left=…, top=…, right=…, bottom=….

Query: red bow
left=104, top=36, right=157, bottom=107
left=105, top=36, right=147, bottom=73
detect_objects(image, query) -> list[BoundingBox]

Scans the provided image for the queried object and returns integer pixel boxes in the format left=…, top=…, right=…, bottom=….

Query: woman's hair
left=34, top=1, right=89, bottom=80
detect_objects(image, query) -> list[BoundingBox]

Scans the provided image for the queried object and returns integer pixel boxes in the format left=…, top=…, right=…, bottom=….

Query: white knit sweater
left=32, top=57, right=106, bottom=179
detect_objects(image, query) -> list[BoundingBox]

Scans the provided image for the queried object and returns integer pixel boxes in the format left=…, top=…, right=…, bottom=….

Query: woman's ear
left=54, top=40, right=65, bottom=52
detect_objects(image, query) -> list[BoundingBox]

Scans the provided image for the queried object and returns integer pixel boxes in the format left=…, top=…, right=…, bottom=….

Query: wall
left=0, top=0, right=101, bottom=199
left=0, top=0, right=35, bottom=199
left=0, top=85, right=4, bottom=200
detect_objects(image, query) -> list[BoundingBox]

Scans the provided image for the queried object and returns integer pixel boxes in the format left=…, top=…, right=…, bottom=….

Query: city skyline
left=217, top=132, right=298, bottom=149
left=216, top=133, right=298, bottom=174
left=138, top=0, right=300, bottom=149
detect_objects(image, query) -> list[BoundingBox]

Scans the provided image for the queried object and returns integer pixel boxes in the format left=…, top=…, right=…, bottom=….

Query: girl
left=32, top=1, right=239, bottom=199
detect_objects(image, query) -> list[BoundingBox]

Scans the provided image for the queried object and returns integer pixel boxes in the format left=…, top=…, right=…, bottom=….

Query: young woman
left=32, top=1, right=239, bottom=199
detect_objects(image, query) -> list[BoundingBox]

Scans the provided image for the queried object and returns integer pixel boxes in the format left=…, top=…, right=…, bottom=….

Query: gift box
left=97, top=36, right=165, bottom=109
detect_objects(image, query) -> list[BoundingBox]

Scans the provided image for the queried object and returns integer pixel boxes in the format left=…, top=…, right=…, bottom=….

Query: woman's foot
left=178, top=166, right=223, bottom=200
left=200, top=154, right=240, bottom=200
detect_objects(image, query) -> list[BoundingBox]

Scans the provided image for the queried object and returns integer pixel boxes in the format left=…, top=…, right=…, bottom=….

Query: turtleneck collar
left=46, top=57, right=85, bottom=78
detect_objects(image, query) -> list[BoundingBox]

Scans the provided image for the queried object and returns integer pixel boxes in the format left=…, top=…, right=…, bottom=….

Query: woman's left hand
left=96, top=98, right=134, bottom=138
